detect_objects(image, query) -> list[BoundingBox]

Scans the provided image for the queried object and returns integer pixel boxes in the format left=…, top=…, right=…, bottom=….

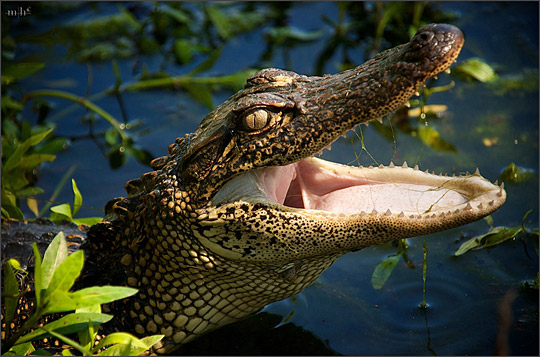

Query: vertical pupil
left=245, top=110, right=268, bottom=130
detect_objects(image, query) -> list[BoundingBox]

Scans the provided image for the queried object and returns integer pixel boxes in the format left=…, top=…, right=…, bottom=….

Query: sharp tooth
left=402, top=161, right=408, bottom=168
left=489, top=200, right=494, bottom=206
left=474, top=167, right=480, bottom=176
left=368, top=165, right=374, bottom=169
left=500, top=182, right=505, bottom=189
left=376, top=117, right=383, bottom=124
left=398, top=211, right=404, bottom=217
left=415, top=91, right=420, bottom=96
left=445, top=68, right=451, bottom=74
left=414, top=164, right=419, bottom=170
left=404, top=101, right=411, bottom=108
left=477, top=203, right=483, bottom=209
left=494, top=179, right=498, bottom=185
left=360, top=211, right=367, bottom=217
left=379, top=164, right=384, bottom=168
left=371, top=209, right=378, bottom=215
left=389, top=161, right=395, bottom=168
left=464, top=203, right=472, bottom=210
left=425, top=169, right=429, bottom=174
left=433, top=75, right=438, bottom=80
left=385, top=209, right=392, bottom=216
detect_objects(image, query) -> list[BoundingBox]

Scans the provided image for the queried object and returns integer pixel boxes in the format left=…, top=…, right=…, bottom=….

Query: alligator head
left=87, top=24, right=505, bottom=353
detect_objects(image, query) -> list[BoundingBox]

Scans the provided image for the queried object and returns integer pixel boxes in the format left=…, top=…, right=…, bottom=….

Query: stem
left=22, top=90, right=127, bottom=142
left=420, top=235, right=428, bottom=309
left=3, top=306, right=45, bottom=352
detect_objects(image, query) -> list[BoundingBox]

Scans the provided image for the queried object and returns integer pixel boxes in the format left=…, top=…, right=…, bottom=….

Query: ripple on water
left=354, top=268, right=500, bottom=355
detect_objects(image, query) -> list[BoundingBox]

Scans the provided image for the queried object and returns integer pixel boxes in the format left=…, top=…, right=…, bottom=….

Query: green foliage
left=454, top=209, right=539, bottom=256
left=499, top=162, right=536, bottom=184
left=453, top=58, right=498, bottom=83
left=2, top=232, right=163, bottom=356
left=371, top=252, right=403, bottom=290
left=49, top=179, right=102, bottom=226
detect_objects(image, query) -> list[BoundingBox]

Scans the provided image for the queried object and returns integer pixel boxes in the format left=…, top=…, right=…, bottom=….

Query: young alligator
left=29, top=24, right=511, bottom=353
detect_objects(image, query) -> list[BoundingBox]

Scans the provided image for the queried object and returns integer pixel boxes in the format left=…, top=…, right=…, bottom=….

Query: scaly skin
left=84, top=24, right=506, bottom=354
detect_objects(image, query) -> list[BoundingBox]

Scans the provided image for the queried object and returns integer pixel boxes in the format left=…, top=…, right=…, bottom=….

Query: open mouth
left=210, top=156, right=502, bottom=218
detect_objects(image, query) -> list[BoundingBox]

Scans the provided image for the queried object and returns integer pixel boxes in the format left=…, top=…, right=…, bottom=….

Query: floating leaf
left=453, top=58, right=498, bottom=83
left=454, top=226, right=523, bottom=256
left=499, top=162, right=535, bottom=184
left=417, top=125, right=457, bottom=152
left=371, top=253, right=403, bottom=290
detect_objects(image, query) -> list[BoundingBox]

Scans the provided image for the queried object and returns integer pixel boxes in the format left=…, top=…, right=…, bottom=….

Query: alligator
left=3, top=24, right=506, bottom=354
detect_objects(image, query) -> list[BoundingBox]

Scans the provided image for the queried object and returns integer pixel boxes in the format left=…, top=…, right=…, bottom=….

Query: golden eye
left=241, top=109, right=270, bottom=131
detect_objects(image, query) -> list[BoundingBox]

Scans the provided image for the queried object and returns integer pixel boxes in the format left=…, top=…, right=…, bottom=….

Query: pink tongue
left=294, top=160, right=467, bottom=214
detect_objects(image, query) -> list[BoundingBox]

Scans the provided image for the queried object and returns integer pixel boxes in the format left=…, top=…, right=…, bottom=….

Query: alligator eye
left=240, top=108, right=270, bottom=131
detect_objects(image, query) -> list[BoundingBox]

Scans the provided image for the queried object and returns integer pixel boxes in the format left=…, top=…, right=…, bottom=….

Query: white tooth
left=379, top=164, right=384, bottom=168
left=385, top=209, right=392, bottom=216
left=402, top=161, right=408, bottom=168
left=371, top=209, right=378, bottom=215
left=404, top=101, right=411, bottom=108
left=360, top=211, right=367, bottom=217
left=414, top=164, right=419, bottom=171
left=398, top=211, right=404, bottom=217
left=477, top=203, right=483, bottom=209
left=415, top=91, right=420, bottom=96
left=368, top=165, right=374, bottom=169
left=464, top=203, right=472, bottom=210
left=376, top=117, right=383, bottom=124
left=433, top=75, right=438, bottom=80
left=494, top=179, right=499, bottom=185
left=474, top=167, right=480, bottom=176
left=445, top=68, right=451, bottom=74
left=389, top=161, right=395, bottom=168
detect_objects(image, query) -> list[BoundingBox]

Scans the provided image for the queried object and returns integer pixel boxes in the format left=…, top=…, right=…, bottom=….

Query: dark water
left=3, top=2, right=538, bottom=355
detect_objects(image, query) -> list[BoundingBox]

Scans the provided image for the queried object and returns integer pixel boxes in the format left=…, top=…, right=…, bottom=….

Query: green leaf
left=206, top=5, right=231, bottom=39
left=2, top=260, right=20, bottom=325
left=41, top=232, right=68, bottom=291
left=454, top=226, right=523, bottom=256
left=417, top=126, right=457, bottom=152
left=184, top=82, right=214, bottom=109
left=15, top=312, right=113, bottom=345
left=4, top=341, right=35, bottom=356
left=68, top=286, right=138, bottom=308
left=71, top=179, right=82, bottom=217
left=72, top=217, right=103, bottom=226
left=128, top=147, right=154, bottom=166
left=50, top=203, right=72, bottom=220
left=108, top=145, right=126, bottom=169
left=2, top=62, right=45, bottom=85
left=32, top=242, right=43, bottom=307
left=105, top=127, right=119, bottom=146
left=371, top=253, right=403, bottom=290
left=43, top=250, right=84, bottom=313
left=188, top=47, right=223, bottom=76
left=96, top=333, right=164, bottom=356
left=40, top=325, right=93, bottom=356
left=174, top=39, right=193, bottom=64
left=453, top=58, right=498, bottom=83
left=3, top=128, right=53, bottom=173
left=76, top=305, right=101, bottom=351
left=14, top=153, right=56, bottom=170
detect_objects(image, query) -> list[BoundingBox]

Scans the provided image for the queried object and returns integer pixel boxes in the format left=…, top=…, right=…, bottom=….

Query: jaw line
left=209, top=156, right=505, bottom=220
